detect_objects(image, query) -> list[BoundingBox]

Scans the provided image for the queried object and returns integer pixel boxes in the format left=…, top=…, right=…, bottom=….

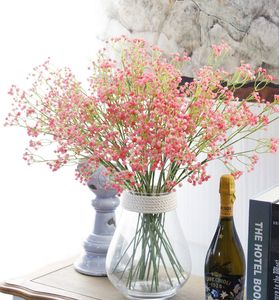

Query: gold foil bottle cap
left=219, top=174, right=235, bottom=195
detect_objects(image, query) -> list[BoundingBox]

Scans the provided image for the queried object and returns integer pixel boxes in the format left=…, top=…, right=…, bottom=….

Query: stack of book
left=247, top=185, right=279, bottom=300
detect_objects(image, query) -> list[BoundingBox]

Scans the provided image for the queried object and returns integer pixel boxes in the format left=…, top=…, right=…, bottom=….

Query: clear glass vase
left=106, top=191, right=191, bottom=299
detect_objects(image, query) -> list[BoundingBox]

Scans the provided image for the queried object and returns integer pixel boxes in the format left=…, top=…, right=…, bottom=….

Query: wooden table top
left=0, top=258, right=205, bottom=300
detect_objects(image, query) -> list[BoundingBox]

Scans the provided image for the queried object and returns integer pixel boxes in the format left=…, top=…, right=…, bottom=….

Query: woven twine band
left=122, top=191, right=177, bottom=214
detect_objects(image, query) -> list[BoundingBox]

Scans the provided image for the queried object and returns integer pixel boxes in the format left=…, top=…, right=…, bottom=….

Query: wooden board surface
left=0, top=258, right=205, bottom=300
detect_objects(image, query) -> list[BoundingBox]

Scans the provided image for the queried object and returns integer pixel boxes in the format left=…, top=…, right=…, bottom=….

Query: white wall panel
left=177, top=119, right=279, bottom=275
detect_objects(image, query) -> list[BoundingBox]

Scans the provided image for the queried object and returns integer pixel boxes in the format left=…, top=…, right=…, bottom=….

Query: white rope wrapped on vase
left=122, top=191, right=177, bottom=214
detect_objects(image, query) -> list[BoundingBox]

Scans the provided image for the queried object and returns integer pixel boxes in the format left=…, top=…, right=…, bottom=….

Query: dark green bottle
left=204, top=174, right=245, bottom=300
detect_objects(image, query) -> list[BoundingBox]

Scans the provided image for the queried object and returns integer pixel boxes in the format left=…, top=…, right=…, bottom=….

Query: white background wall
left=0, top=1, right=278, bottom=299
left=0, top=1, right=105, bottom=299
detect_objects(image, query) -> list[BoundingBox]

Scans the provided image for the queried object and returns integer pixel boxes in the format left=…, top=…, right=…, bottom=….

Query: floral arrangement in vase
left=5, top=36, right=279, bottom=299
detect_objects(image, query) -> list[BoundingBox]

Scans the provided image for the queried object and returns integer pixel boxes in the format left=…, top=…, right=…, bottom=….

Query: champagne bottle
left=204, top=174, right=245, bottom=300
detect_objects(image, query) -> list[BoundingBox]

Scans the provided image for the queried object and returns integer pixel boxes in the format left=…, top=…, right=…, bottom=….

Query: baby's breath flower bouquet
left=5, top=36, right=279, bottom=298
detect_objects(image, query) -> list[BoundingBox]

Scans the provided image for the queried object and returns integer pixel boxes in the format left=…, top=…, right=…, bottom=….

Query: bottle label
left=220, top=204, right=233, bottom=217
left=205, top=272, right=244, bottom=299
left=220, top=194, right=234, bottom=217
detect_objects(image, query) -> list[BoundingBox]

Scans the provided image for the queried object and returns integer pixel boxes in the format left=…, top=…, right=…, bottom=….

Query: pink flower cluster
left=5, top=36, right=279, bottom=193
left=212, top=41, right=230, bottom=57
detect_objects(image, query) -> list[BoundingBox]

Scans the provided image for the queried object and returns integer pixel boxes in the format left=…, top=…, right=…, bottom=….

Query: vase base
left=123, top=283, right=178, bottom=300
left=127, top=295, right=175, bottom=300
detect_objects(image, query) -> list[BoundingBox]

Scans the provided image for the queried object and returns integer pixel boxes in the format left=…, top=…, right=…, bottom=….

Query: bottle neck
left=220, top=194, right=235, bottom=218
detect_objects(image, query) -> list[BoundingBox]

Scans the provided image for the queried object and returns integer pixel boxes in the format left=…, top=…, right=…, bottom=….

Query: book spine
left=268, top=203, right=279, bottom=299
left=246, top=200, right=271, bottom=300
